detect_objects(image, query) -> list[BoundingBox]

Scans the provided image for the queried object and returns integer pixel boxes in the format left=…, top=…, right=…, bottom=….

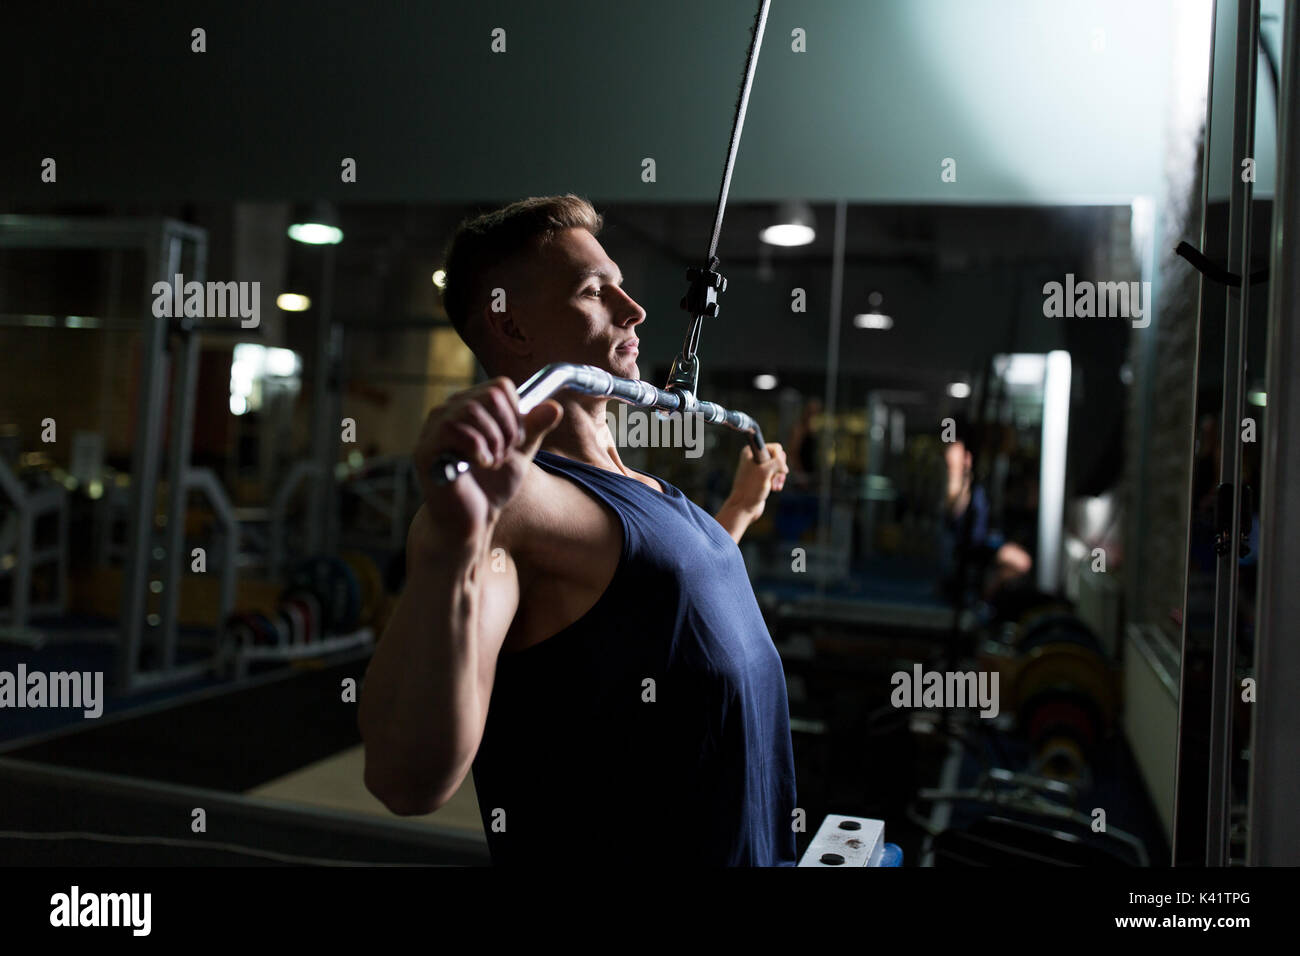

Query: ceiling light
left=854, top=312, right=893, bottom=330
left=288, top=202, right=343, bottom=245
left=760, top=200, right=816, bottom=247
left=277, top=293, right=311, bottom=311
left=287, top=223, right=343, bottom=245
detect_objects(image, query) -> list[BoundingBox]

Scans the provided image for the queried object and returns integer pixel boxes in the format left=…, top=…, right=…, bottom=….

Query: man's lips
left=616, top=339, right=639, bottom=353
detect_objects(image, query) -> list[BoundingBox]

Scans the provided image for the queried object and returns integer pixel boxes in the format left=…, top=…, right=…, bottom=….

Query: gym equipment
left=1016, top=612, right=1103, bottom=656
left=431, top=363, right=771, bottom=485
left=286, top=556, right=360, bottom=635
left=271, top=611, right=294, bottom=647
left=250, top=613, right=281, bottom=648
left=228, top=581, right=373, bottom=679
left=979, top=607, right=1119, bottom=781
left=1013, top=642, right=1117, bottom=740
left=432, top=0, right=774, bottom=487
left=913, top=767, right=1150, bottom=866
left=225, top=607, right=302, bottom=650
left=932, top=814, right=1143, bottom=866
left=0, top=457, right=69, bottom=646
left=0, top=216, right=244, bottom=694
left=226, top=614, right=256, bottom=648
left=280, top=602, right=306, bottom=646
left=797, top=814, right=887, bottom=867
left=283, top=590, right=321, bottom=645
left=339, top=550, right=383, bottom=626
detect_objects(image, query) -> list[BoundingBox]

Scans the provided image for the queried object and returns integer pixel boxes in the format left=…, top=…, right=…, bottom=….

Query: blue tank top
left=470, top=448, right=798, bottom=866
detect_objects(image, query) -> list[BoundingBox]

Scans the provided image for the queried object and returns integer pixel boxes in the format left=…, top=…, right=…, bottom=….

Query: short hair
left=440, top=195, right=604, bottom=372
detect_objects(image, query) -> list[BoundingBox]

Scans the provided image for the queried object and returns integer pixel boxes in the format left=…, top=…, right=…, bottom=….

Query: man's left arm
left=715, top=498, right=756, bottom=544
left=714, top=443, right=788, bottom=544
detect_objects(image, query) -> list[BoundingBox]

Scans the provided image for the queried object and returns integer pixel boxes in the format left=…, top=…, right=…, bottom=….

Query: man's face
left=504, top=227, right=646, bottom=379
left=944, top=440, right=970, bottom=475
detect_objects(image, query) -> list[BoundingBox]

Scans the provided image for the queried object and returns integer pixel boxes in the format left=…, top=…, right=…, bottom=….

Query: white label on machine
left=797, top=814, right=885, bottom=867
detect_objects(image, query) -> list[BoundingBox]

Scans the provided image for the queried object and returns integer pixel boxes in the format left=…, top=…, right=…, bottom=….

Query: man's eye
left=584, top=288, right=601, bottom=296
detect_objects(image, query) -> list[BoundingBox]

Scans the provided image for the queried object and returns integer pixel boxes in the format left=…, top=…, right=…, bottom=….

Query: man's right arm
left=358, top=512, right=521, bottom=815
left=356, top=375, right=562, bottom=817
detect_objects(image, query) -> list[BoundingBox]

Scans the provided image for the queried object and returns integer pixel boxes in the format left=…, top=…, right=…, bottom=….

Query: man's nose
left=612, top=287, right=647, bottom=325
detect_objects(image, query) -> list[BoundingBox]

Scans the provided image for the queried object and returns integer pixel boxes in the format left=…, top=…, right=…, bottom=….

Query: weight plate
left=286, top=556, right=360, bottom=635
left=283, top=589, right=321, bottom=643
left=250, top=612, right=280, bottom=647
left=1018, top=614, right=1102, bottom=656
left=281, top=599, right=307, bottom=646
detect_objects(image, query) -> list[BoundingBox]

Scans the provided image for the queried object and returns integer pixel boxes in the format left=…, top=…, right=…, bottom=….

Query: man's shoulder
left=495, top=457, right=618, bottom=585
left=492, top=459, right=575, bottom=559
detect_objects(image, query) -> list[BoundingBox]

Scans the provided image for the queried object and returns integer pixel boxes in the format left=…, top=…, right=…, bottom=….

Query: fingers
left=462, top=401, right=509, bottom=465
left=481, top=381, right=522, bottom=452
left=414, top=378, right=523, bottom=494
left=518, top=400, right=564, bottom=455
left=738, top=442, right=789, bottom=493
left=452, top=379, right=518, bottom=469
left=767, top=442, right=789, bottom=491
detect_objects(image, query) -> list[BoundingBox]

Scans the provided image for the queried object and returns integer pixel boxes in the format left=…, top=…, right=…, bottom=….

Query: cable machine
left=433, top=0, right=775, bottom=486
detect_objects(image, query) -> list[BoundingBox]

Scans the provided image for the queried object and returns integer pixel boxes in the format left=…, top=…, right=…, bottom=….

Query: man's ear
left=480, top=299, right=531, bottom=365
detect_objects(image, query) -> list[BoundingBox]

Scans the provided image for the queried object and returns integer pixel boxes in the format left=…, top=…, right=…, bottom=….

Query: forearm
left=715, top=498, right=757, bottom=544
left=358, top=532, right=488, bottom=811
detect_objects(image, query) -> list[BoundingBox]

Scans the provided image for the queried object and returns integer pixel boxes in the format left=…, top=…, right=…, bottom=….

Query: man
left=942, top=420, right=1032, bottom=600
left=358, top=195, right=796, bottom=866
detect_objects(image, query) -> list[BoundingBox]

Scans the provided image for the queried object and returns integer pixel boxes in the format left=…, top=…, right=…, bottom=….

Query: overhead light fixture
left=855, top=291, right=892, bottom=329
left=288, top=222, right=343, bottom=245
left=753, top=374, right=779, bottom=390
left=1249, top=390, right=1266, bottom=406
left=288, top=202, right=343, bottom=245
left=759, top=200, right=816, bottom=247
left=432, top=269, right=447, bottom=289
left=947, top=382, right=971, bottom=398
left=276, top=293, right=311, bottom=311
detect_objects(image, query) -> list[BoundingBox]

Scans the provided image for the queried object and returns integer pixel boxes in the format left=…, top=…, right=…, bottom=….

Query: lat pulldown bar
left=431, top=362, right=767, bottom=485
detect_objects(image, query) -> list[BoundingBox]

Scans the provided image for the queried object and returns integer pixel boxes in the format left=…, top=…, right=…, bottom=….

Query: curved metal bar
left=431, top=362, right=766, bottom=485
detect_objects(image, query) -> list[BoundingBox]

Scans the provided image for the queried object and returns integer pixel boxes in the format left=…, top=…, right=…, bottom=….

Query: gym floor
left=0, top=631, right=489, bottom=864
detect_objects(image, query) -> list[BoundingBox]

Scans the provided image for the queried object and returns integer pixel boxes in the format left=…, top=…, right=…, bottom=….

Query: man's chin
left=612, top=352, right=640, bottom=377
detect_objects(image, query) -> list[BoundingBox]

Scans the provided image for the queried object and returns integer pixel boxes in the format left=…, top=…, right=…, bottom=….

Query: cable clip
left=680, top=256, right=728, bottom=319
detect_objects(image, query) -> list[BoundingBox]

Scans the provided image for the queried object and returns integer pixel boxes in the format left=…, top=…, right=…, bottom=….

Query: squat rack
left=0, top=215, right=238, bottom=693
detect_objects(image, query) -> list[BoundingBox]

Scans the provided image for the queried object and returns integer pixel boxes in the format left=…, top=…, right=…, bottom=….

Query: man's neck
left=539, top=397, right=636, bottom=476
